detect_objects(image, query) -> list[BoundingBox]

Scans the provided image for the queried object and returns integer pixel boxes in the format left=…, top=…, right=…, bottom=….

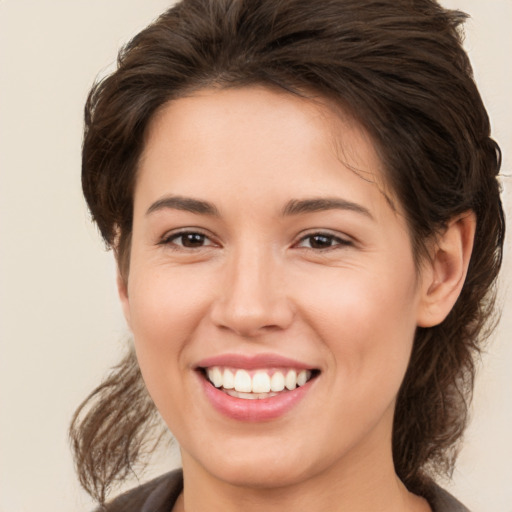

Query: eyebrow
left=282, top=197, right=374, bottom=220
left=146, top=195, right=373, bottom=220
left=146, top=196, right=220, bottom=216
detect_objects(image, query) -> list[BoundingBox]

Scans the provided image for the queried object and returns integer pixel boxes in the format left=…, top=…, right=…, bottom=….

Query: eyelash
left=159, top=230, right=216, bottom=249
left=159, top=230, right=352, bottom=251
left=295, top=232, right=353, bottom=250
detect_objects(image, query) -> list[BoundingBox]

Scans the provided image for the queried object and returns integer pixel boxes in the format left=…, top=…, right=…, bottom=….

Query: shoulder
left=95, top=470, right=183, bottom=512
left=428, top=483, right=471, bottom=512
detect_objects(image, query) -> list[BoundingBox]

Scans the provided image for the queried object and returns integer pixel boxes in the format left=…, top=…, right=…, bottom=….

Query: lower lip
left=199, top=373, right=315, bottom=422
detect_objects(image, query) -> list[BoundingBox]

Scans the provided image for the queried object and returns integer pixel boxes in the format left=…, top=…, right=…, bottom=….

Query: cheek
left=124, top=270, right=211, bottom=436
left=128, top=265, right=212, bottom=344
left=126, top=266, right=215, bottom=401
left=294, top=265, right=419, bottom=387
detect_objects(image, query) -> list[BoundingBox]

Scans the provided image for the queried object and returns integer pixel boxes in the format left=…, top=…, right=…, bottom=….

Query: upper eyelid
left=295, top=229, right=353, bottom=244
left=296, top=236, right=352, bottom=248
left=157, top=227, right=353, bottom=247
left=159, top=228, right=217, bottom=245
left=292, top=235, right=355, bottom=256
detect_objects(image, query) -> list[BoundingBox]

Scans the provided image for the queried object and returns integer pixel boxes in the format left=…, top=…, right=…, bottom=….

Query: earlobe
left=117, top=271, right=132, bottom=330
left=417, top=212, right=476, bottom=328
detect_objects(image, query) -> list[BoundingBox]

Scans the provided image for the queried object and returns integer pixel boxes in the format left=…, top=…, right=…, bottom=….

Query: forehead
left=137, top=86, right=395, bottom=216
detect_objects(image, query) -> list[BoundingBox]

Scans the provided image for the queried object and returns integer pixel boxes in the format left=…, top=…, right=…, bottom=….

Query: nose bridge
left=211, top=239, right=292, bottom=335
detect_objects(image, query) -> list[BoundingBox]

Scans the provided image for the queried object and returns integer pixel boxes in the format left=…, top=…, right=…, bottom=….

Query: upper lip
left=195, top=353, right=316, bottom=371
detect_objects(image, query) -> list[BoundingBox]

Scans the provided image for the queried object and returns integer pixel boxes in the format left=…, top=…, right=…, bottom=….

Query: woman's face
left=120, top=87, right=430, bottom=488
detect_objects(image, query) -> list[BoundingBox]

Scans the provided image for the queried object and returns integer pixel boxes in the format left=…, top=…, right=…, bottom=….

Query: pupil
left=183, top=233, right=204, bottom=247
left=310, top=235, right=332, bottom=248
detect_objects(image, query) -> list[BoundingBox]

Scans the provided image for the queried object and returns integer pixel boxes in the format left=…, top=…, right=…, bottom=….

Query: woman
left=70, top=0, right=505, bottom=511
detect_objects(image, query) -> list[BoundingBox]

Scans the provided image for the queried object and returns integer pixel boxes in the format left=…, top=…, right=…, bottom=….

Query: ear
left=117, top=270, right=132, bottom=330
left=417, top=212, right=476, bottom=328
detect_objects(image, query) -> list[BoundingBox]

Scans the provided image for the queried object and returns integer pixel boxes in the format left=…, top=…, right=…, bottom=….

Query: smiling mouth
left=200, top=367, right=320, bottom=400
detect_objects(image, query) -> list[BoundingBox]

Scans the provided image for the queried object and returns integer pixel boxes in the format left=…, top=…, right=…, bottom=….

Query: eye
left=160, top=231, right=215, bottom=249
left=296, top=232, right=352, bottom=250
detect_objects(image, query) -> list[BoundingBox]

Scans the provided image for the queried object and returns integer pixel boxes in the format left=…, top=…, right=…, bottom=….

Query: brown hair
left=71, top=0, right=504, bottom=504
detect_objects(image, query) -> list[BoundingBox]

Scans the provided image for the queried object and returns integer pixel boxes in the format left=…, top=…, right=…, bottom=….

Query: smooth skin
left=118, top=87, right=475, bottom=512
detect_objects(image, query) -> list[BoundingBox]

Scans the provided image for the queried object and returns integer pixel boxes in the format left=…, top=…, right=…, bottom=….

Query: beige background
left=0, top=1, right=510, bottom=511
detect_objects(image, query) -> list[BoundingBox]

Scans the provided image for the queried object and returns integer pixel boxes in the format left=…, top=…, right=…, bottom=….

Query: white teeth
left=226, top=390, right=279, bottom=400
left=252, top=371, right=271, bottom=393
left=223, top=369, right=234, bottom=389
left=208, top=367, right=223, bottom=388
left=234, top=369, right=252, bottom=393
left=285, top=370, right=297, bottom=390
left=270, top=372, right=285, bottom=392
left=297, top=369, right=308, bottom=387
left=206, top=366, right=314, bottom=395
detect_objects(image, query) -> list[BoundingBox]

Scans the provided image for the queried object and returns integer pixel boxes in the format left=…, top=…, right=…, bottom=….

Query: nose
left=209, top=246, right=294, bottom=337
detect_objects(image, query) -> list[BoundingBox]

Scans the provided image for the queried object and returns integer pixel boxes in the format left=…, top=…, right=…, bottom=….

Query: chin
left=181, top=430, right=334, bottom=491
left=205, top=457, right=317, bottom=490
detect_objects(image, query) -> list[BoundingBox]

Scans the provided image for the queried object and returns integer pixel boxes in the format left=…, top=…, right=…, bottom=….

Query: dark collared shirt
left=100, top=469, right=470, bottom=512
